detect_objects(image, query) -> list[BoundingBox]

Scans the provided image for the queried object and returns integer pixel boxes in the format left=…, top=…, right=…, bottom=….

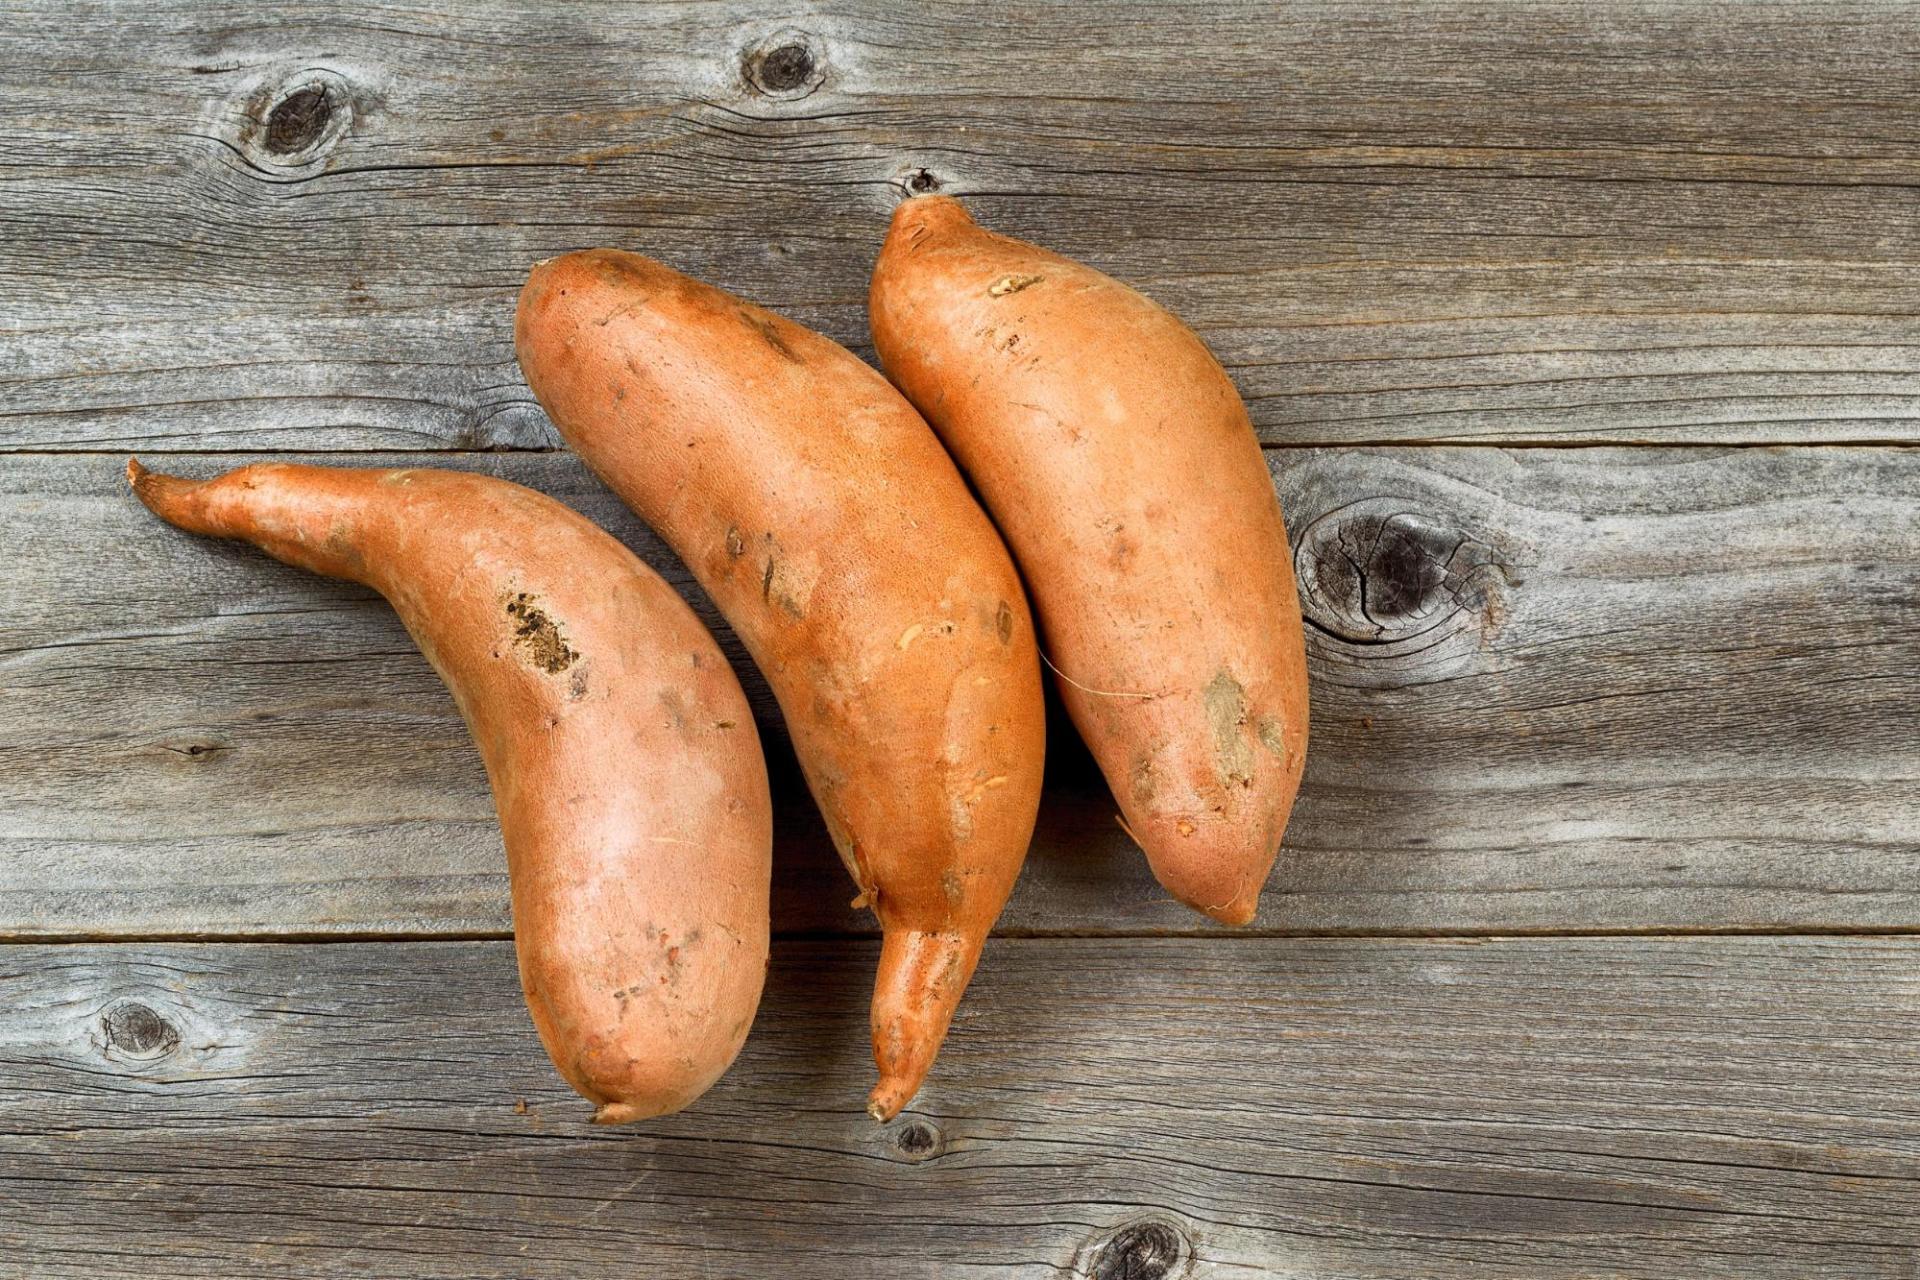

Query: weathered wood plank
left=3, top=937, right=1917, bottom=1278
left=3, top=447, right=1914, bottom=939
left=4, top=1, right=1919, bottom=450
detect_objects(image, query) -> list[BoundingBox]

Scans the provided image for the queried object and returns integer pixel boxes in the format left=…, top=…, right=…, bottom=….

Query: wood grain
left=4, top=1, right=1918, bottom=451
left=4, top=3, right=1919, bottom=1270
left=5, top=446, right=1913, bottom=940
left=4, top=936, right=1917, bottom=1279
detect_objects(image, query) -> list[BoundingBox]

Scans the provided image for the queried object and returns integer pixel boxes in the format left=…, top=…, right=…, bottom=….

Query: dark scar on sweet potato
left=740, top=308, right=802, bottom=363
left=587, top=254, right=653, bottom=292
left=504, top=592, right=580, bottom=673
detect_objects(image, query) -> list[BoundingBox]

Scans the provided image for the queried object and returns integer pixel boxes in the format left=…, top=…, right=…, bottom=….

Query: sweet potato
left=128, top=459, right=771, bottom=1123
left=515, top=251, right=1045, bottom=1120
left=869, top=196, right=1309, bottom=926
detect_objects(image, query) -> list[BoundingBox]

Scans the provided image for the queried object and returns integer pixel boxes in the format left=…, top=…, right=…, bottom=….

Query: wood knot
left=156, top=732, right=231, bottom=765
left=1294, top=496, right=1513, bottom=649
left=885, top=1116, right=944, bottom=1163
left=743, top=29, right=826, bottom=99
left=235, top=67, right=360, bottom=171
left=904, top=167, right=942, bottom=196
left=101, top=1001, right=181, bottom=1061
left=755, top=43, right=814, bottom=92
left=1085, top=1217, right=1192, bottom=1280
left=265, top=84, right=333, bottom=154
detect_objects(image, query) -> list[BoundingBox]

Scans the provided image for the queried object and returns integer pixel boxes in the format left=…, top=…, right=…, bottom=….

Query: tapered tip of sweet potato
left=1199, top=894, right=1259, bottom=928
left=886, top=192, right=973, bottom=240
left=1116, top=810, right=1271, bottom=927
left=125, top=456, right=204, bottom=526
left=865, top=926, right=984, bottom=1122
left=590, top=1101, right=649, bottom=1126
left=125, top=456, right=167, bottom=506
left=1159, top=860, right=1262, bottom=927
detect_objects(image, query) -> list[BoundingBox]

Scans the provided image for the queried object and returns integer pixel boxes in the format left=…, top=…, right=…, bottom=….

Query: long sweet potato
left=515, top=252, right=1045, bottom=1120
left=869, top=196, right=1310, bottom=926
left=129, top=460, right=771, bottom=1123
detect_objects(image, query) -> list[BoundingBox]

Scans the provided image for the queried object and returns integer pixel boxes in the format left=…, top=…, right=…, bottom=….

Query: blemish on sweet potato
left=587, top=253, right=655, bottom=293
left=504, top=592, right=579, bottom=674
left=595, top=300, right=645, bottom=327
left=995, top=600, right=1013, bottom=644
left=1204, top=670, right=1254, bottom=789
left=760, top=552, right=808, bottom=619
left=989, top=273, right=1042, bottom=297
left=1129, top=754, right=1157, bottom=805
left=740, top=308, right=801, bottom=363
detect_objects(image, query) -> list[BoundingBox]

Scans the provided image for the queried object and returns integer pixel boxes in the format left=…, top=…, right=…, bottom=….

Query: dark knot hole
left=1090, top=1221, right=1187, bottom=1280
left=756, top=43, right=815, bottom=92
left=266, top=84, right=333, bottom=154
left=102, top=1001, right=181, bottom=1058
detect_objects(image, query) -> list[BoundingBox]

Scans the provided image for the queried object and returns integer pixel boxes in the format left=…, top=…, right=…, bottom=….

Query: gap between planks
left=9, top=440, right=1920, bottom=459
left=9, top=924, right=1920, bottom=947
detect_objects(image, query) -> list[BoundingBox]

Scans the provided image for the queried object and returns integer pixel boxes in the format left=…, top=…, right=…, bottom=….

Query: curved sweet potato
left=515, top=252, right=1045, bottom=1120
left=129, top=459, right=771, bottom=1123
left=869, top=196, right=1310, bottom=926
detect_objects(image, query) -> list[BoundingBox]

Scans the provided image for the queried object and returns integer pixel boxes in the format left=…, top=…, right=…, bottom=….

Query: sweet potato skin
left=868, top=196, right=1310, bottom=926
left=129, top=460, right=771, bottom=1123
left=515, top=252, right=1045, bottom=1118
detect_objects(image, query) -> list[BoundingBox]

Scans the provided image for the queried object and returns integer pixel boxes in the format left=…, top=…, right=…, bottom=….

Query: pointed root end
left=124, top=457, right=203, bottom=525
left=1200, top=896, right=1259, bottom=928
left=888, top=192, right=971, bottom=237
left=591, top=1101, right=648, bottom=1126
left=866, top=1084, right=907, bottom=1124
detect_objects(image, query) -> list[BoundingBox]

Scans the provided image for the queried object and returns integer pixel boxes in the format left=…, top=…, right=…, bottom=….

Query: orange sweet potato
left=869, top=196, right=1310, bottom=926
left=516, top=252, right=1045, bottom=1120
left=129, top=460, right=771, bottom=1123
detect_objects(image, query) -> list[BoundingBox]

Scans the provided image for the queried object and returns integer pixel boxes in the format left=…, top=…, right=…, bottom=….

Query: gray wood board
left=4, top=446, right=1914, bottom=940
left=4, top=936, right=1918, bottom=1278
left=4, top=1, right=1920, bottom=450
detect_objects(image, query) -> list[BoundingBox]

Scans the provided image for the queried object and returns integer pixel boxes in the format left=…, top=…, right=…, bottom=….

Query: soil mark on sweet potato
left=505, top=592, right=579, bottom=674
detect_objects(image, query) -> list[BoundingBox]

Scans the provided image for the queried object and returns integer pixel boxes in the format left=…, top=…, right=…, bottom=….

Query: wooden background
left=3, top=2, right=1917, bottom=1275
